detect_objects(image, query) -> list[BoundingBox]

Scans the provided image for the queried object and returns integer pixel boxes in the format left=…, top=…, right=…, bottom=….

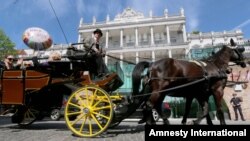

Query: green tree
left=192, top=30, right=200, bottom=34
left=0, top=28, right=16, bottom=60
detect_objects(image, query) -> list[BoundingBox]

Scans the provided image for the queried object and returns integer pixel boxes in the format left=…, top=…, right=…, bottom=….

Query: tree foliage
left=0, top=28, right=16, bottom=60
left=192, top=30, right=200, bottom=34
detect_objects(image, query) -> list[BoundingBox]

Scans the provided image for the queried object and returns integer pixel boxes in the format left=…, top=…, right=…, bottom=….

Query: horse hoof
left=186, top=121, right=194, bottom=125
left=146, top=121, right=156, bottom=125
left=163, top=121, right=170, bottom=125
left=181, top=121, right=187, bottom=125
left=207, top=122, right=213, bottom=125
left=138, top=119, right=146, bottom=124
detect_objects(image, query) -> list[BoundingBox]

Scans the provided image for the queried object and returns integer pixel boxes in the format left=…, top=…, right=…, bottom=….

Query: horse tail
left=132, top=61, right=150, bottom=96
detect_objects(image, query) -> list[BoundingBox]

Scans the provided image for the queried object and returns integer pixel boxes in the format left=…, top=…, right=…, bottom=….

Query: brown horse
left=132, top=42, right=246, bottom=125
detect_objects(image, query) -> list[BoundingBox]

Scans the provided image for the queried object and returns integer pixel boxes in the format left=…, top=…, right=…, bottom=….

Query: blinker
left=237, top=46, right=245, bottom=53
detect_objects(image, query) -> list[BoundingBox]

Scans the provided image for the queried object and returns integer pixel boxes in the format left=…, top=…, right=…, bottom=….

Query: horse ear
left=230, top=38, right=236, bottom=46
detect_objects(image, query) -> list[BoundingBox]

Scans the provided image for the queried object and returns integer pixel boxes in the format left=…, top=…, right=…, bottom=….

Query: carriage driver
left=81, top=28, right=109, bottom=78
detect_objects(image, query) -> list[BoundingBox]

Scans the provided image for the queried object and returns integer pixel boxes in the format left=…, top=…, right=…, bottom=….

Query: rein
left=132, top=77, right=206, bottom=98
left=150, top=76, right=204, bottom=80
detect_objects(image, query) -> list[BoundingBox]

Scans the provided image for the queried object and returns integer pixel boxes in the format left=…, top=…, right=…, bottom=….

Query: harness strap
left=191, top=60, right=211, bottom=92
left=133, top=78, right=206, bottom=98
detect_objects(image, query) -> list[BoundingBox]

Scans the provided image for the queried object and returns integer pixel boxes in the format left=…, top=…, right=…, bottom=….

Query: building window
left=170, top=37, right=177, bottom=43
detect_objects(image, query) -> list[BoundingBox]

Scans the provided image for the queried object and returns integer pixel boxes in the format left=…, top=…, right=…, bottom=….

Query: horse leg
left=191, top=98, right=210, bottom=125
left=181, top=97, right=193, bottom=125
left=138, top=85, right=152, bottom=124
left=154, top=98, right=170, bottom=125
left=138, top=102, right=147, bottom=124
left=144, top=90, right=163, bottom=125
left=205, top=112, right=213, bottom=125
left=213, top=91, right=226, bottom=125
left=144, top=101, right=156, bottom=125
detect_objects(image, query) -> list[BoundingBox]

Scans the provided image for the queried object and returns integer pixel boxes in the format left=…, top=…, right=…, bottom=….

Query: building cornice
left=79, top=16, right=185, bottom=32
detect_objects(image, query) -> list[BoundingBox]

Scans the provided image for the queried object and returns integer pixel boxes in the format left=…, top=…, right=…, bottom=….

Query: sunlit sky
left=1, top=0, right=250, bottom=49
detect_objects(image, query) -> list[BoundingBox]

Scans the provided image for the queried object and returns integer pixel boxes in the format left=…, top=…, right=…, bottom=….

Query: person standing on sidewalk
left=230, top=93, right=245, bottom=121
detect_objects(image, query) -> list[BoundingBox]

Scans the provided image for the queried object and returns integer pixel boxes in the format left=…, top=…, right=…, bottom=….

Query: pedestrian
left=230, top=93, right=245, bottom=121
left=81, top=28, right=109, bottom=78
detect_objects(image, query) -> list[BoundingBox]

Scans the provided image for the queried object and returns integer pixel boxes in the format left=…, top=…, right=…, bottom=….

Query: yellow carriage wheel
left=65, top=85, right=113, bottom=137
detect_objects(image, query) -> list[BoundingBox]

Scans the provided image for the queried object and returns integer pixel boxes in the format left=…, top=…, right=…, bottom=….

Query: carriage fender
left=63, top=83, right=82, bottom=93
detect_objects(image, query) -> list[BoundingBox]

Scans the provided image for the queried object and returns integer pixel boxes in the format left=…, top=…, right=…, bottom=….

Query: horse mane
left=205, top=45, right=231, bottom=65
left=132, top=61, right=150, bottom=95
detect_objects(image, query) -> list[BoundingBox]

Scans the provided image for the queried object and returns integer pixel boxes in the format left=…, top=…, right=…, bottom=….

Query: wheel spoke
left=66, top=111, right=82, bottom=116
left=89, top=89, right=97, bottom=106
left=91, top=114, right=103, bottom=130
left=28, top=109, right=35, bottom=118
left=92, top=111, right=110, bottom=120
left=74, top=94, right=88, bottom=107
left=25, top=111, right=31, bottom=119
left=79, top=116, right=87, bottom=133
left=92, top=97, right=109, bottom=108
left=18, top=107, right=39, bottom=126
left=68, top=102, right=82, bottom=109
left=70, top=114, right=85, bottom=126
left=88, top=118, right=92, bottom=136
left=93, top=106, right=111, bottom=111
left=84, top=88, right=90, bottom=106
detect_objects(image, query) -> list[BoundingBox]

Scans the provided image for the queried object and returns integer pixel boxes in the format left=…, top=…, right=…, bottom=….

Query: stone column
left=105, top=55, right=108, bottom=64
left=168, top=49, right=172, bottom=58
left=166, top=25, right=170, bottom=44
left=135, top=27, right=139, bottom=46
left=105, top=30, right=109, bottom=48
left=182, top=24, right=187, bottom=42
left=120, top=53, right=123, bottom=69
left=151, top=26, right=155, bottom=45
left=136, top=52, right=139, bottom=63
left=185, top=48, right=190, bottom=59
left=120, top=29, right=123, bottom=47
left=152, top=50, right=155, bottom=62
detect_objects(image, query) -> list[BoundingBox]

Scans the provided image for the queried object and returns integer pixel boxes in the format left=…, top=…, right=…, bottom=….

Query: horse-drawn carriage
left=0, top=46, right=142, bottom=137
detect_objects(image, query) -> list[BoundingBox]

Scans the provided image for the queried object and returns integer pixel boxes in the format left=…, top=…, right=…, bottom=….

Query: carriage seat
left=95, top=73, right=124, bottom=92
left=80, top=71, right=123, bottom=92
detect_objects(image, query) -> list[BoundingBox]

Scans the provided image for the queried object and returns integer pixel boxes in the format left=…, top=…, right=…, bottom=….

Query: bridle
left=233, top=47, right=245, bottom=67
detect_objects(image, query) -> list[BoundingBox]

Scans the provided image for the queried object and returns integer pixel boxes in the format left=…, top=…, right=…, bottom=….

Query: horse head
left=229, top=39, right=246, bottom=68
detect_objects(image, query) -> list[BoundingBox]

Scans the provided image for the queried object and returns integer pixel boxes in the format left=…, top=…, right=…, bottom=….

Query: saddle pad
left=189, top=60, right=207, bottom=67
